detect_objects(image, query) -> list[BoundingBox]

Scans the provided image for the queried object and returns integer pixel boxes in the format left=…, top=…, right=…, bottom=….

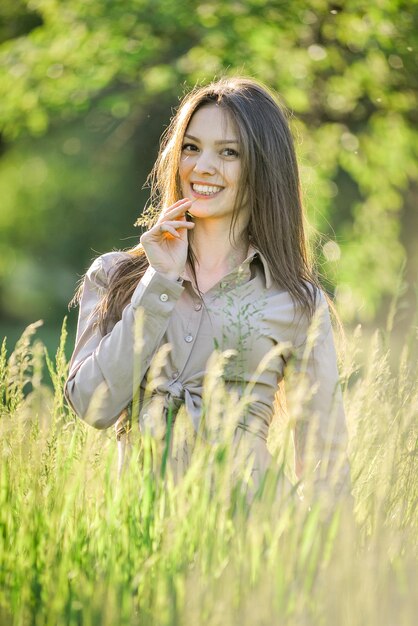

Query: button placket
left=174, top=291, right=205, bottom=374
left=183, top=293, right=204, bottom=345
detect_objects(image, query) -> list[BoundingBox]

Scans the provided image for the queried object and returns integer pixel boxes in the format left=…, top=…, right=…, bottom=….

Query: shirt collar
left=246, top=244, right=272, bottom=289
left=179, top=243, right=272, bottom=290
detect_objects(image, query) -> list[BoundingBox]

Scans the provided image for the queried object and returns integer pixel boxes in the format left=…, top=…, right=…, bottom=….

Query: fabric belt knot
left=166, top=379, right=185, bottom=399
left=152, top=379, right=186, bottom=425
left=138, top=380, right=203, bottom=439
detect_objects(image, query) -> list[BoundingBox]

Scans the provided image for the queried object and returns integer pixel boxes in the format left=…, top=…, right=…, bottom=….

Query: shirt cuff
left=131, top=266, right=184, bottom=309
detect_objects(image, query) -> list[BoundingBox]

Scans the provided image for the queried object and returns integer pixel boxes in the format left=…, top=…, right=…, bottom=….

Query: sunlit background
left=0, top=0, right=417, bottom=361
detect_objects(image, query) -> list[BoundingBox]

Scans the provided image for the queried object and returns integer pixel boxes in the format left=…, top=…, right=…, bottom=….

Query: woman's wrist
left=150, top=267, right=182, bottom=282
left=164, top=274, right=182, bottom=283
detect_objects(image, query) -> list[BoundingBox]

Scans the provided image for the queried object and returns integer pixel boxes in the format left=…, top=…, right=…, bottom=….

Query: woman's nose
left=193, top=151, right=216, bottom=175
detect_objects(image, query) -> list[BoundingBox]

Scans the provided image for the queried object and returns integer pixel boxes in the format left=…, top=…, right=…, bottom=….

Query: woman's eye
left=222, top=148, right=239, bottom=157
left=182, top=143, right=198, bottom=152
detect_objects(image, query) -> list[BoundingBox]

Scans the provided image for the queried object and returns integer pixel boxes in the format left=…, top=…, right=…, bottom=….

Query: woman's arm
left=283, top=290, right=352, bottom=500
left=64, top=252, right=184, bottom=430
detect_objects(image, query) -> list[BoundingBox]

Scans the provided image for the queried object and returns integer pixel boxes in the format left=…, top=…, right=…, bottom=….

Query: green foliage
left=0, top=0, right=417, bottom=328
left=2, top=319, right=44, bottom=412
left=0, top=317, right=417, bottom=624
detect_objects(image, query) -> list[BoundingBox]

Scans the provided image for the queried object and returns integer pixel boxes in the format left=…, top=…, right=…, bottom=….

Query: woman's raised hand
left=139, top=198, right=195, bottom=280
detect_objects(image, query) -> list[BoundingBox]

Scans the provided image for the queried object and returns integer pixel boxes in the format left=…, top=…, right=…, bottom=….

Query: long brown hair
left=69, top=76, right=325, bottom=335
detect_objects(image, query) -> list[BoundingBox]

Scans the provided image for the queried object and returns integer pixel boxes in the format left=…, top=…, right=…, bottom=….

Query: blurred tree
left=0, top=0, right=43, bottom=45
left=0, top=0, right=417, bottom=333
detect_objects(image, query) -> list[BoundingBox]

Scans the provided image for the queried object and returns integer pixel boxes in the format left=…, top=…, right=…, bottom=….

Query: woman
left=65, top=76, right=351, bottom=502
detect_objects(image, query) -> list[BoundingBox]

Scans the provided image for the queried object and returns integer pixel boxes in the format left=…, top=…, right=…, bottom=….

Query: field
left=0, top=314, right=417, bottom=626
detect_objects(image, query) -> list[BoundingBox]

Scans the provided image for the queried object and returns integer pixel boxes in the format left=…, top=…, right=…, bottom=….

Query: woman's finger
left=143, top=219, right=194, bottom=241
left=159, top=221, right=195, bottom=238
left=160, top=198, right=192, bottom=218
left=160, top=225, right=180, bottom=238
left=154, top=220, right=195, bottom=232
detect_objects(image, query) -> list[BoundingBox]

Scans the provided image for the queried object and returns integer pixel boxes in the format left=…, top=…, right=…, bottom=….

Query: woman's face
left=179, top=104, right=247, bottom=222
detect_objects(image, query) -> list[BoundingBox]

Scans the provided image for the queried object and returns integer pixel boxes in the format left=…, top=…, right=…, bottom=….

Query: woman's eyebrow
left=184, top=133, right=239, bottom=144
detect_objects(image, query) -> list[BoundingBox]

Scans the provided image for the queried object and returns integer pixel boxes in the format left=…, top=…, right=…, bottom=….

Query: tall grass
left=0, top=312, right=417, bottom=626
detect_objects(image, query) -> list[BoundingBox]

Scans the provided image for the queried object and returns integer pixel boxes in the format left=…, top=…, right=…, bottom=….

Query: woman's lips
left=190, top=184, right=224, bottom=199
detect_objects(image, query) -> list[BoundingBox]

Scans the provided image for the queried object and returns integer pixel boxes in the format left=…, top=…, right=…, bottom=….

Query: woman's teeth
left=192, top=183, right=223, bottom=196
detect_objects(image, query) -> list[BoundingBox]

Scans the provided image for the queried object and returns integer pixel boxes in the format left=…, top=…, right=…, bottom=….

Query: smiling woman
left=179, top=105, right=247, bottom=227
left=64, top=76, right=352, bottom=504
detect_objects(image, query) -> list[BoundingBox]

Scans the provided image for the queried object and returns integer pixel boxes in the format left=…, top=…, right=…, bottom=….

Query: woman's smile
left=190, top=182, right=225, bottom=198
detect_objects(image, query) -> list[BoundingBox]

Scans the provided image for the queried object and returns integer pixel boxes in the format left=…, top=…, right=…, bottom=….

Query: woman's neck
left=189, top=219, right=250, bottom=274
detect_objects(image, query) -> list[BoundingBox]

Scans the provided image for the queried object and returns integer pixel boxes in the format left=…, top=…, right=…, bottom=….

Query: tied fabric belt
left=115, top=379, right=203, bottom=441
left=139, top=379, right=203, bottom=438
left=115, top=378, right=269, bottom=443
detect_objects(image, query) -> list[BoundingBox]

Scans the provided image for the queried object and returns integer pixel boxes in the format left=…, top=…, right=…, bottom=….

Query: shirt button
left=185, top=335, right=193, bottom=343
left=160, top=293, right=168, bottom=302
left=194, top=302, right=202, bottom=311
left=172, top=371, right=179, bottom=378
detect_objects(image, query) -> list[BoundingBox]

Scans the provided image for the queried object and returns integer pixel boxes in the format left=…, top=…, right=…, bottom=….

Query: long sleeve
left=64, top=252, right=185, bottom=430
left=283, top=290, right=352, bottom=499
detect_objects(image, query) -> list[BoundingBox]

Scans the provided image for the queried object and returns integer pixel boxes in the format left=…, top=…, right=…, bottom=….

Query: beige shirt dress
left=64, top=245, right=351, bottom=500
